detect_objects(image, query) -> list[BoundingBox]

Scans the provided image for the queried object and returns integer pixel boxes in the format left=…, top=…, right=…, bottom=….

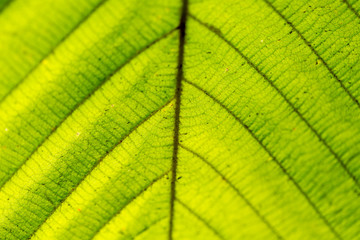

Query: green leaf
left=0, top=0, right=359, bottom=239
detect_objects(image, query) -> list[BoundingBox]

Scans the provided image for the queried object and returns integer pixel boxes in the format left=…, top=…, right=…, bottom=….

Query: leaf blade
left=1, top=0, right=360, bottom=239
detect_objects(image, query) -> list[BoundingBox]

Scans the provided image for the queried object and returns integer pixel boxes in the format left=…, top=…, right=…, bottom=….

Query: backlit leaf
left=0, top=0, right=360, bottom=239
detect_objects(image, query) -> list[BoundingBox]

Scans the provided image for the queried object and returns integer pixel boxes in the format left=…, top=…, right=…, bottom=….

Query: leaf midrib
left=1, top=1, right=359, bottom=239
left=4, top=0, right=359, bottom=194
left=168, top=0, right=188, bottom=239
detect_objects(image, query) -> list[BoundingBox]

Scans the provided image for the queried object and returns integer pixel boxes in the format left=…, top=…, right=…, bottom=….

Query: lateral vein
left=188, top=13, right=360, bottom=191
left=183, top=78, right=342, bottom=240
left=179, top=144, right=283, bottom=240
left=262, top=0, right=360, bottom=108
left=0, top=28, right=176, bottom=191
left=0, top=0, right=109, bottom=104
left=29, top=98, right=175, bottom=239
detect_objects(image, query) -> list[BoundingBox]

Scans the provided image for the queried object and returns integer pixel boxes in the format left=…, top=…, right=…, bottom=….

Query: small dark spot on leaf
left=208, top=25, right=222, bottom=36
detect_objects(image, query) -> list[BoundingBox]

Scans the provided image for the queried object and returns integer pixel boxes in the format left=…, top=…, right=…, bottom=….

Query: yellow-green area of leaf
left=0, top=0, right=360, bottom=239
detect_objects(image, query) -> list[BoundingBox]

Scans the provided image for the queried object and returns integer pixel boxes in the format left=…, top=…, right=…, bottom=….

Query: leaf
left=0, top=0, right=359, bottom=239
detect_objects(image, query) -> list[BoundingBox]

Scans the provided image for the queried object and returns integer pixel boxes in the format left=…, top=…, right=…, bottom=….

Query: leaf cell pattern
left=0, top=0, right=360, bottom=239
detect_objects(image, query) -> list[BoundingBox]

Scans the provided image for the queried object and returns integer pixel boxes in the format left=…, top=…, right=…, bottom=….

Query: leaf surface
left=0, top=0, right=360, bottom=239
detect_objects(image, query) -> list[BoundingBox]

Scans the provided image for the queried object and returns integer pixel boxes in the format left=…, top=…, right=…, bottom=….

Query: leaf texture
left=0, top=0, right=359, bottom=239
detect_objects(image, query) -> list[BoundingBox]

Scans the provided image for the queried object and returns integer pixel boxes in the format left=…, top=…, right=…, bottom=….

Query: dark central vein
left=169, top=0, right=188, bottom=239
